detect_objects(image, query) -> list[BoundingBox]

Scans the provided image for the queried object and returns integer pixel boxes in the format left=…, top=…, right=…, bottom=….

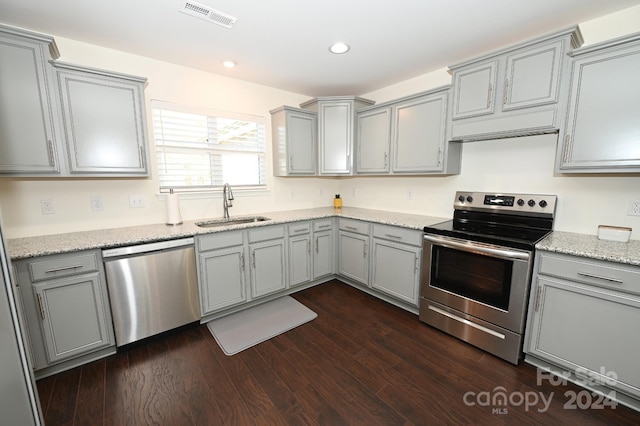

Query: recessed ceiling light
left=223, top=60, right=236, bottom=68
left=329, top=42, right=350, bottom=54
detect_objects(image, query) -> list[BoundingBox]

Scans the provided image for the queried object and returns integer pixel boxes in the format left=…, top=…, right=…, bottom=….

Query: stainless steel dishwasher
left=102, top=238, right=199, bottom=346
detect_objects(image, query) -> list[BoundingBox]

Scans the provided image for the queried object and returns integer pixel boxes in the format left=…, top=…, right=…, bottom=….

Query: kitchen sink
left=195, top=216, right=271, bottom=228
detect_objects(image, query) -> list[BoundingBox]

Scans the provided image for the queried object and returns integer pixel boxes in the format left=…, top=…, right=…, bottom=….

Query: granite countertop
left=536, top=231, right=640, bottom=266
left=7, top=207, right=448, bottom=260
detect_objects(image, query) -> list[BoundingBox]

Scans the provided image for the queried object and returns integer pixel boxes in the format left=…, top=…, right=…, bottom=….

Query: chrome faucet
left=222, top=183, right=234, bottom=219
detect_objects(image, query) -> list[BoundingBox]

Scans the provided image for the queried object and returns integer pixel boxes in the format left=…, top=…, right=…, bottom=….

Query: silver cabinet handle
left=562, top=134, right=572, bottom=162
left=414, top=255, right=418, bottom=272
left=345, top=226, right=358, bottom=231
left=139, top=145, right=146, bottom=168
left=535, top=286, right=542, bottom=312
left=384, top=233, right=402, bottom=240
left=315, top=237, right=319, bottom=253
left=363, top=242, right=368, bottom=257
left=241, top=252, right=245, bottom=270
left=486, top=83, right=493, bottom=108
left=503, top=79, right=509, bottom=104
left=307, top=241, right=311, bottom=254
left=577, top=271, right=623, bottom=284
left=384, top=152, right=388, bottom=167
left=47, top=140, right=56, bottom=167
left=291, top=227, right=307, bottom=233
left=44, top=264, right=83, bottom=274
left=252, top=250, right=256, bottom=268
left=423, top=234, right=530, bottom=261
left=37, top=292, right=45, bottom=320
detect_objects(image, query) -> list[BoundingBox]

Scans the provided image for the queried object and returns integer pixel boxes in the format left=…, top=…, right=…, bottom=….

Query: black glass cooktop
left=424, top=210, right=553, bottom=251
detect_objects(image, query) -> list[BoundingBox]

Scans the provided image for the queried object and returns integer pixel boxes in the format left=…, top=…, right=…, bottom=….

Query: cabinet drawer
left=197, top=231, right=244, bottom=252
left=313, top=219, right=333, bottom=232
left=338, top=218, right=369, bottom=235
left=288, top=222, right=310, bottom=235
left=28, top=252, right=99, bottom=282
left=538, top=252, right=640, bottom=296
left=248, top=225, right=285, bottom=243
left=372, top=224, right=422, bottom=246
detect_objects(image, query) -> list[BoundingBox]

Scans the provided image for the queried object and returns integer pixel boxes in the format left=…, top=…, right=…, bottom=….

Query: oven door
left=421, top=233, right=533, bottom=333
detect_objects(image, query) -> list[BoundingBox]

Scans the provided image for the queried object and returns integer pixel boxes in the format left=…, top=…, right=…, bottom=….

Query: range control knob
left=528, top=199, right=536, bottom=207
left=539, top=200, right=548, bottom=208
left=458, top=195, right=465, bottom=203
left=466, top=196, right=474, bottom=203
left=517, top=198, right=525, bottom=206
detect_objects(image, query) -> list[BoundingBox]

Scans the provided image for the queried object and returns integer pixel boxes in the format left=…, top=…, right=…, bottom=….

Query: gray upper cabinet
left=356, top=87, right=461, bottom=175
left=53, top=62, right=149, bottom=176
left=270, top=106, right=317, bottom=176
left=449, top=26, right=583, bottom=142
left=0, top=25, right=61, bottom=174
left=0, top=24, right=150, bottom=177
left=557, top=32, right=640, bottom=173
left=301, top=96, right=375, bottom=175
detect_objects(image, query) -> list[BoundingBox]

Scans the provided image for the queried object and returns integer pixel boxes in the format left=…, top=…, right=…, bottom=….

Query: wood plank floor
left=37, top=280, right=639, bottom=425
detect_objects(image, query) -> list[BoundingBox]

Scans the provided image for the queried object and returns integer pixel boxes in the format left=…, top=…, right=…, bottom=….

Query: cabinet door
left=356, top=107, right=391, bottom=173
left=56, top=68, right=148, bottom=175
left=250, top=239, right=287, bottom=298
left=198, top=246, right=247, bottom=315
left=319, top=102, right=353, bottom=174
left=503, top=40, right=562, bottom=111
left=392, top=93, right=447, bottom=173
left=0, top=34, right=59, bottom=174
left=528, top=276, right=640, bottom=399
left=371, top=239, right=420, bottom=306
left=289, top=234, right=312, bottom=287
left=313, top=231, right=334, bottom=279
left=32, top=273, right=113, bottom=364
left=338, top=231, right=369, bottom=285
left=287, top=110, right=317, bottom=174
left=559, top=41, right=640, bottom=171
left=451, top=60, right=498, bottom=120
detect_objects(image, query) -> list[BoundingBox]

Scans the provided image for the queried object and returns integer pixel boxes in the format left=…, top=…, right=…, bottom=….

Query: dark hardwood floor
left=37, top=280, right=639, bottom=425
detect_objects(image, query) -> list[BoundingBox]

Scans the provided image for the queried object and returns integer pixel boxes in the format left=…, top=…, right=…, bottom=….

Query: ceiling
left=1, top=0, right=639, bottom=96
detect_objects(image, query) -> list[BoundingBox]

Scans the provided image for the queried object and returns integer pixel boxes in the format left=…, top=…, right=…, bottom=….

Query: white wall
left=1, top=6, right=639, bottom=239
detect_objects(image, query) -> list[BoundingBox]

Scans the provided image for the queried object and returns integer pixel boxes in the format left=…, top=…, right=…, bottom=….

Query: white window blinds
left=151, top=101, right=266, bottom=193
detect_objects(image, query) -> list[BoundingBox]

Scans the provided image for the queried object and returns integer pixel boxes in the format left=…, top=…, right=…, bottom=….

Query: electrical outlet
left=129, top=195, right=145, bottom=208
left=90, top=196, right=104, bottom=211
left=40, top=199, right=55, bottom=215
left=406, top=190, right=413, bottom=200
left=628, top=200, right=640, bottom=216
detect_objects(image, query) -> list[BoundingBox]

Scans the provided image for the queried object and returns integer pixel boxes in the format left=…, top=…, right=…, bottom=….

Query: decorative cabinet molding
left=449, top=26, right=583, bottom=142
left=557, top=32, right=640, bottom=173
left=270, top=106, right=317, bottom=176
left=0, top=24, right=150, bottom=177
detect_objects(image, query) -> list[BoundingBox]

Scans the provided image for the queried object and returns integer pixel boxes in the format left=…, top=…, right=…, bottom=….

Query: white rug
left=206, top=296, right=317, bottom=356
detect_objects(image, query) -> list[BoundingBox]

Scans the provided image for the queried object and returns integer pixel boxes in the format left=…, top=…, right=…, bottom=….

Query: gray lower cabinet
left=197, top=231, right=248, bottom=315
left=525, top=251, right=640, bottom=404
left=337, top=219, right=370, bottom=285
left=288, top=222, right=312, bottom=287
left=557, top=32, right=640, bottom=173
left=0, top=24, right=61, bottom=174
left=370, top=225, right=422, bottom=306
left=449, top=26, right=582, bottom=141
left=313, top=219, right=334, bottom=279
left=248, top=225, right=287, bottom=298
left=13, top=250, right=115, bottom=371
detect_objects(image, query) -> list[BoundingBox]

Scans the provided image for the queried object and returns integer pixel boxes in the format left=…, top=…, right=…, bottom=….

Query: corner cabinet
left=449, top=26, right=583, bottom=142
left=270, top=106, right=317, bottom=176
left=557, top=32, right=640, bottom=173
left=356, top=87, right=461, bottom=175
left=300, top=96, right=375, bottom=175
left=12, top=250, right=115, bottom=375
left=0, top=24, right=61, bottom=174
left=53, top=62, right=150, bottom=175
left=0, top=24, right=150, bottom=177
left=524, top=251, right=640, bottom=408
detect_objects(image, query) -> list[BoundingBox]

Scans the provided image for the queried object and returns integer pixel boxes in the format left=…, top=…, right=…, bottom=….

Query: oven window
left=431, top=246, right=512, bottom=310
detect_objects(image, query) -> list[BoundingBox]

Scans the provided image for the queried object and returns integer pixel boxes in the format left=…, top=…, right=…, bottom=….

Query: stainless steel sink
left=195, top=216, right=271, bottom=228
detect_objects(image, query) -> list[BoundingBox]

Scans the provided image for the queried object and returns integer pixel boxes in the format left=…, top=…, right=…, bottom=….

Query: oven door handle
left=423, top=234, right=530, bottom=261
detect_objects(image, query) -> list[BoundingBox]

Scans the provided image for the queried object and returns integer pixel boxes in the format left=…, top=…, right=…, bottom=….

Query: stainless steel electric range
left=420, top=191, right=557, bottom=364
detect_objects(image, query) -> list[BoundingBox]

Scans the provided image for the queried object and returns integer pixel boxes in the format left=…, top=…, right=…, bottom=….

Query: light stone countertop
left=7, top=207, right=448, bottom=260
left=536, top=231, right=640, bottom=266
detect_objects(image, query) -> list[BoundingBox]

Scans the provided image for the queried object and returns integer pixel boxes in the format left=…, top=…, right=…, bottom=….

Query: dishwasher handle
left=102, top=237, right=195, bottom=258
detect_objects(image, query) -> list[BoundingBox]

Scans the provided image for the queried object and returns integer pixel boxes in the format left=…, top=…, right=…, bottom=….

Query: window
left=151, top=100, right=266, bottom=193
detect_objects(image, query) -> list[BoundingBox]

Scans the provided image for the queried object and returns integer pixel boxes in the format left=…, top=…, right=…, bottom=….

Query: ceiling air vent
left=178, top=0, right=238, bottom=29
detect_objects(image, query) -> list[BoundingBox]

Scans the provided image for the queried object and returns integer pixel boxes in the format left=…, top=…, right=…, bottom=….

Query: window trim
left=151, top=99, right=268, bottom=194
